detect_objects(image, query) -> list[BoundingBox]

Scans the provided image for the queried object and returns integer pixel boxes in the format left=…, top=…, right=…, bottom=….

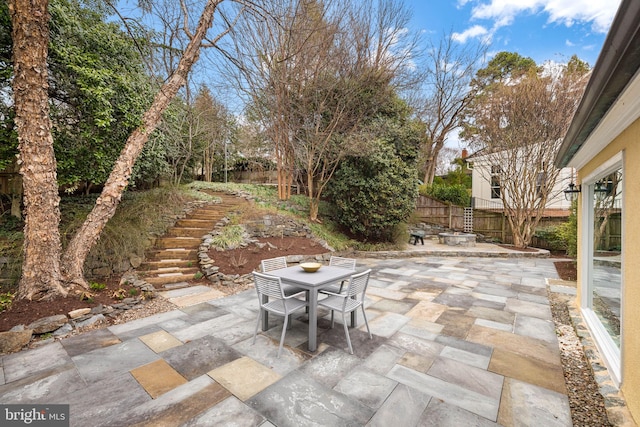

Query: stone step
left=176, top=218, right=220, bottom=228
left=186, top=211, right=226, bottom=220
left=160, top=281, right=192, bottom=290
left=136, top=192, right=248, bottom=288
left=142, top=266, right=199, bottom=276
left=144, top=272, right=200, bottom=286
left=155, top=237, right=202, bottom=249
left=139, top=259, right=195, bottom=270
left=165, top=227, right=211, bottom=238
left=147, top=248, right=198, bottom=259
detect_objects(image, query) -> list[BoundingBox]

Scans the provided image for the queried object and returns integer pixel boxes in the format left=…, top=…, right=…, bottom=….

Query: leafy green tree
left=0, top=1, right=17, bottom=172
left=47, top=0, right=156, bottom=191
left=1, top=0, right=160, bottom=189
left=472, top=51, right=537, bottom=89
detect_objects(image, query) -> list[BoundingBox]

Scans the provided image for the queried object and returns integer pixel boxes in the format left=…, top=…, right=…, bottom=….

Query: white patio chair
left=318, top=269, right=373, bottom=354
left=261, top=256, right=306, bottom=296
left=319, top=256, right=357, bottom=295
left=252, top=271, right=307, bottom=357
left=260, top=256, right=288, bottom=272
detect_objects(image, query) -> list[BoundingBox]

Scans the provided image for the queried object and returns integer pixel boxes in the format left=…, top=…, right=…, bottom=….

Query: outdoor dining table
left=266, top=265, right=356, bottom=352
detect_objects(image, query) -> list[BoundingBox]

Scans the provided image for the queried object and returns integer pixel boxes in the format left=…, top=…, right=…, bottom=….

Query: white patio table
left=266, top=265, right=356, bottom=352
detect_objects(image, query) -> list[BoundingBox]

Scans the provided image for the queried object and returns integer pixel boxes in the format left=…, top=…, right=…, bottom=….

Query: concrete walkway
left=0, top=242, right=577, bottom=426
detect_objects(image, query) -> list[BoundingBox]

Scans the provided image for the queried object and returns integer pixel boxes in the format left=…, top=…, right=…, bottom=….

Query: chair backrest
left=253, top=271, right=285, bottom=300
left=345, top=269, right=371, bottom=299
left=329, top=256, right=356, bottom=270
left=261, top=256, right=287, bottom=272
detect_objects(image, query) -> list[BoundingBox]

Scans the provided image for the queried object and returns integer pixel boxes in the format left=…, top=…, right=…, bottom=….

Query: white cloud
left=452, top=25, right=489, bottom=43
left=469, top=0, right=620, bottom=33
left=565, top=39, right=575, bottom=47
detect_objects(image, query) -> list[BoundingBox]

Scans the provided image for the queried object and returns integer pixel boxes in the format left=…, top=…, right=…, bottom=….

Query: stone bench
left=438, top=232, right=476, bottom=247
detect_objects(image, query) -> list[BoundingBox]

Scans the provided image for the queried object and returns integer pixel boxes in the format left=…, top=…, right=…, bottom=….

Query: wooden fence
left=414, top=195, right=465, bottom=230
left=414, top=195, right=570, bottom=249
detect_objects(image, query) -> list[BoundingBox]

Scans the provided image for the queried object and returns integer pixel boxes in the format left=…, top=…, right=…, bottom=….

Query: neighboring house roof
left=555, top=0, right=640, bottom=168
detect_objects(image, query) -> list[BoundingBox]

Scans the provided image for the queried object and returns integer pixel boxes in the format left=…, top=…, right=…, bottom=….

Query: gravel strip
left=549, top=290, right=613, bottom=426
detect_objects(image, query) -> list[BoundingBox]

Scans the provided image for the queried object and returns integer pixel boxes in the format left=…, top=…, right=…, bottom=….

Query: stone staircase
left=137, top=192, right=247, bottom=291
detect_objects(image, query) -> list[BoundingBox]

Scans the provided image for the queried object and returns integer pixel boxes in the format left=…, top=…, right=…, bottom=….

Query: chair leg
left=253, top=309, right=262, bottom=344
left=330, top=310, right=335, bottom=328
left=342, top=313, right=353, bottom=354
left=278, top=313, right=289, bottom=358
left=361, top=306, right=372, bottom=339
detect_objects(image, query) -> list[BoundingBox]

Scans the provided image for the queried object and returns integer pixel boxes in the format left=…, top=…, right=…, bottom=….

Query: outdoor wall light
left=564, top=182, right=581, bottom=202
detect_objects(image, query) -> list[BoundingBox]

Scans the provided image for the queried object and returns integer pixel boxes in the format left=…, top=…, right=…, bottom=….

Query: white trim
left=582, top=152, right=623, bottom=184
left=581, top=308, right=621, bottom=386
left=569, top=71, right=640, bottom=169
left=579, top=152, right=624, bottom=386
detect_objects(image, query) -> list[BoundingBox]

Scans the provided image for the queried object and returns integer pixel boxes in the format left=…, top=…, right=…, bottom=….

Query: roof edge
left=555, top=0, right=640, bottom=168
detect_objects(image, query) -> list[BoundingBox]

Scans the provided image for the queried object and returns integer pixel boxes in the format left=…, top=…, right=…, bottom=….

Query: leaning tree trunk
left=11, top=0, right=68, bottom=301
left=61, top=0, right=221, bottom=288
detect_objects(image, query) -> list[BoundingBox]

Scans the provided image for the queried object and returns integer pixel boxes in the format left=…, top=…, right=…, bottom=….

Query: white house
left=468, top=148, right=574, bottom=212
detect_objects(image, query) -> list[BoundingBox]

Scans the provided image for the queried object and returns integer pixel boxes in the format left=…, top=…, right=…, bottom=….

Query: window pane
left=591, top=169, right=622, bottom=347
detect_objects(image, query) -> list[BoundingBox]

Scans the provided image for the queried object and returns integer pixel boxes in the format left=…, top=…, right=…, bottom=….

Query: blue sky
left=405, top=0, right=622, bottom=67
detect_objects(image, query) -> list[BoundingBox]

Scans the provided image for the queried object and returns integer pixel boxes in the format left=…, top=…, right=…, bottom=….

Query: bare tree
left=413, top=31, right=488, bottom=185
left=462, top=59, right=589, bottom=248
left=11, top=0, right=249, bottom=299
left=194, top=86, right=232, bottom=182
left=226, top=0, right=419, bottom=221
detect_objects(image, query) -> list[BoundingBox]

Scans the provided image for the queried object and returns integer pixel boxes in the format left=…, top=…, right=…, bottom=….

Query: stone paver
left=0, top=251, right=614, bottom=426
left=139, top=330, right=183, bottom=353
left=498, top=378, right=572, bottom=426
left=489, top=347, right=567, bottom=394
left=334, top=366, right=398, bottom=410
left=169, top=289, right=227, bottom=308
left=208, top=356, right=281, bottom=401
left=130, top=359, right=188, bottom=398
left=246, top=370, right=374, bottom=427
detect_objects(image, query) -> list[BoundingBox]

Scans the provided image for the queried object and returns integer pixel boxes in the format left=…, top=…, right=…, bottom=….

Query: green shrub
left=326, top=144, right=417, bottom=242
left=419, top=183, right=470, bottom=206
left=210, top=225, right=245, bottom=250
left=0, top=292, right=15, bottom=311
left=534, top=227, right=567, bottom=252
left=557, top=202, right=578, bottom=257
left=89, top=282, right=106, bottom=291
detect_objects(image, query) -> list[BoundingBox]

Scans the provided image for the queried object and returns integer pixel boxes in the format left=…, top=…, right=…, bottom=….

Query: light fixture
left=594, top=180, right=609, bottom=201
left=564, top=182, right=581, bottom=202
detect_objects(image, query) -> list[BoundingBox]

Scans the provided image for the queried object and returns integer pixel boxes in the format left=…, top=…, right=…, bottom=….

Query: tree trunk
left=307, top=169, right=318, bottom=222
left=60, top=0, right=221, bottom=288
left=423, top=135, right=446, bottom=185
left=11, top=0, right=68, bottom=301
